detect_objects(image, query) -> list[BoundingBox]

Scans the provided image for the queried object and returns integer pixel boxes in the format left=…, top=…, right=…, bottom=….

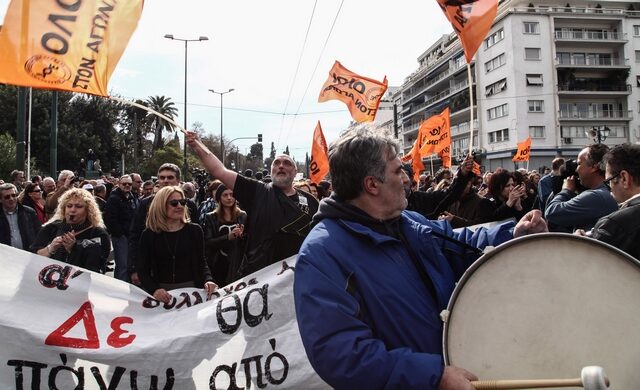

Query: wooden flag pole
left=466, top=63, right=475, bottom=155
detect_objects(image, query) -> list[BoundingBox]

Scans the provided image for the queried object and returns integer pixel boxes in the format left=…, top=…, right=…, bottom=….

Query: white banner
left=0, top=244, right=330, bottom=390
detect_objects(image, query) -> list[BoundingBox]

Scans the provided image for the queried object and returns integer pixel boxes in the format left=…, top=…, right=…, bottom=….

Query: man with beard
left=187, top=132, right=318, bottom=277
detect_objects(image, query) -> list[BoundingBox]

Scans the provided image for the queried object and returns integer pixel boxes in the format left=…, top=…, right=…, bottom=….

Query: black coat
left=0, top=204, right=41, bottom=250
left=104, top=187, right=136, bottom=237
left=591, top=196, right=640, bottom=259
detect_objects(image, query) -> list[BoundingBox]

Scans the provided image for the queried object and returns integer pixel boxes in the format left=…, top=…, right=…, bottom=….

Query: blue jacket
left=294, top=206, right=513, bottom=390
left=545, top=183, right=618, bottom=232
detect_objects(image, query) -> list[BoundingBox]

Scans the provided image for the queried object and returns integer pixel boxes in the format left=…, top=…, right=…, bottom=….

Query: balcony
left=554, top=30, right=626, bottom=41
left=403, top=61, right=469, bottom=103
left=557, top=83, right=631, bottom=96
left=403, top=80, right=470, bottom=121
left=558, top=109, right=632, bottom=121
left=555, top=57, right=629, bottom=69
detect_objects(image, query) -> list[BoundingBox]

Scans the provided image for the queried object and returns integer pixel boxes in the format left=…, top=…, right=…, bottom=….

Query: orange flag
left=419, top=108, right=451, bottom=157
left=512, top=136, right=532, bottom=162
left=402, top=138, right=425, bottom=183
left=318, top=61, right=388, bottom=123
left=309, top=121, right=330, bottom=184
left=439, top=146, right=451, bottom=169
left=0, top=0, right=144, bottom=96
left=437, top=0, right=499, bottom=63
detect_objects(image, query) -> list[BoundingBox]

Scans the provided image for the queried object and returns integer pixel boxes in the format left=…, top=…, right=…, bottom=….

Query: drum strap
left=398, top=234, right=439, bottom=302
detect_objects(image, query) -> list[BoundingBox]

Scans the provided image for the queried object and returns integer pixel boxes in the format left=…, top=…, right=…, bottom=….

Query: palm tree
left=146, top=95, right=178, bottom=151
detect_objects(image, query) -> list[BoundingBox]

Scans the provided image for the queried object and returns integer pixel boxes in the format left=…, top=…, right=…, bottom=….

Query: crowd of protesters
left=1, top=125, right=640, bottom=389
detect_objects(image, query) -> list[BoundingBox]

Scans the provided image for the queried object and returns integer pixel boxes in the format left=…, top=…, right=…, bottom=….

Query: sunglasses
left=120, top=182, right=133, bottom=187
left=168, top=199, right=187, bottom=207
left=30, top=189, right=42, bottom=193
left=604, top=172, right=621, bottom=188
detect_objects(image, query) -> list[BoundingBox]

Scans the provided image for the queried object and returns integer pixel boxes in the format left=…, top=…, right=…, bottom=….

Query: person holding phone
left=204, top=184, right=247, bottom=286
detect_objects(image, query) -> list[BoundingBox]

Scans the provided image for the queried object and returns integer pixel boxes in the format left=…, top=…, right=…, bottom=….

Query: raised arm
left=186, top=131, right=238, bottom=190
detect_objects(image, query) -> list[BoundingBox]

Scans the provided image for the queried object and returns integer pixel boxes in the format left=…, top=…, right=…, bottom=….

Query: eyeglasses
left=168, top=199, right=187, bottom=207
left=2, top=193, right=17, bottom=200
left=120, top=182, right=133, bottom=187
left=604, top=172, right=621, bottom=188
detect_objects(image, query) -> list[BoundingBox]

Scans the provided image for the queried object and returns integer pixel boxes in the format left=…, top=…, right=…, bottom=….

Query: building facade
left=397, top=0, right=640, bottom=173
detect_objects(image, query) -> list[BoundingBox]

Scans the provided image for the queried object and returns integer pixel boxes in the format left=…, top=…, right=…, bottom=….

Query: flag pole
left=466, top=62, right=475, bottom=156
left=430, top=155, right=434, bottom=176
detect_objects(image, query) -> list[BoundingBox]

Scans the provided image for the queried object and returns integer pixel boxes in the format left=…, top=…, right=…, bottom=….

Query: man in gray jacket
left=545, top=144, right=618, bottom=232
left=0, top=183, right=41, bottom=250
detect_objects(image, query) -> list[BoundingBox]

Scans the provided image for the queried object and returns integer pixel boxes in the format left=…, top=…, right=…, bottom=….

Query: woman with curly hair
left=30, top=187, right=110, bottom=273
left=19, top=182, right=46, bottom=224
left=137, top=186, right=217, bottom=303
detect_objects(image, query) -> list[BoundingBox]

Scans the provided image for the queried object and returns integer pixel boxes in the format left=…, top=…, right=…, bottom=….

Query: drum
left=442, top=233, right=640, bottom=389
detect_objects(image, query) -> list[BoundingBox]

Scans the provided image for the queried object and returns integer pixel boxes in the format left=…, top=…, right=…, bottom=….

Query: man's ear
left=362, top=176, right=379, bottom=196
left=620, top=170, right=632, bottom=189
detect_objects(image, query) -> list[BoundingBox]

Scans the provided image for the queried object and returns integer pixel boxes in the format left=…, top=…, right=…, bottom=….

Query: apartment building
left=397, top=0, right=640, bottom=172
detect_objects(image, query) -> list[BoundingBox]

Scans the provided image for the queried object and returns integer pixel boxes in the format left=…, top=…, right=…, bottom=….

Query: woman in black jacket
left=137, top=186, right=217, bottom=303
left=204, top=184, right=247, bottom=286
left=486, top=169, right=528, bottom=222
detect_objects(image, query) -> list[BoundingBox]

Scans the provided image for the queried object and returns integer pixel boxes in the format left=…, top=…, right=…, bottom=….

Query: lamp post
left=208, top=88, right=235, bottom=166
left=587, top=126, right=611, bottom=144
left=164, top=34, right=209, bottom=174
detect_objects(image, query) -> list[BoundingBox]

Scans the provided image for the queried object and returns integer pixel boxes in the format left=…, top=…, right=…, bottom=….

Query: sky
left=0, top=0, right=453, bottom=165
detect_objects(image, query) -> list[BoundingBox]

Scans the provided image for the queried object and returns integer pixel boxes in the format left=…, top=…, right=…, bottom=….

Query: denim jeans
left=111, top=235, right=129, bottom=282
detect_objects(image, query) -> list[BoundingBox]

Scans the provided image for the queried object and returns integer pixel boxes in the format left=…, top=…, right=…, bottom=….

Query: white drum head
left=443, top=233, right=640, bottom=389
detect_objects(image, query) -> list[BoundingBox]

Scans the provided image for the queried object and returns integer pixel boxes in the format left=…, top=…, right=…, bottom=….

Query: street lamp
left=208, top=88, right=235, bottom=166
left=164, top=34, right=209, bottom=174
left=586, top=126, right=611, bottom=144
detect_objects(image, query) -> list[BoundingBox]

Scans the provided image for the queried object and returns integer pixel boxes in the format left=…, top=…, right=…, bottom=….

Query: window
left=485, top=78, right=507, bottom=97
left=635, top=25, right=640, bottom=36
left=525, top=48, right=541, bottom=60
left=572, top=53, right=585, bottom=65
left=485, top=53, right=506, bottom=73
left=484, top=28, right=505, bottom=49
left=488, top=128, right=509, bottom=143
left=487, top=103, right=508, bottom=120
left=526, top=74, right=543, bottom=86
left=635, top=50, right=640, bottom=63
left=524, top=22, right=540, bottom=34
left=528, top=100, right=544, bottom=112
left=529, top=126, right=545, bottom=138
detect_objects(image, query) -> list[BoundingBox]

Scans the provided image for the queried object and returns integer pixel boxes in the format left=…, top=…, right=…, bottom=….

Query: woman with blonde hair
left=30, top=187, right=110, bottom=273
left=137, top=186, right=216, bottom=303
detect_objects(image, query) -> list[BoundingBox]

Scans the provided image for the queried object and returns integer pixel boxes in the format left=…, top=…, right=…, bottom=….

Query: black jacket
left=128, top=195, right=198, bottom=274
left=406, top=170, right=473, bottom=219
left=104, top=187, right=136, bottom=237
left=591, top=196, right=640, bottom=259
left=0, top=204, right=41, bottom=250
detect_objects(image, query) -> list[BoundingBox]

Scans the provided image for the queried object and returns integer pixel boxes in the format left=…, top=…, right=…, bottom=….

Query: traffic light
left=258, top=133, right=263, bottom=142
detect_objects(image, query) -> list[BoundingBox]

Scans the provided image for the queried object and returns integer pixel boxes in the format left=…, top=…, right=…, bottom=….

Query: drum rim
left=442, top=232, right=640, bottom=365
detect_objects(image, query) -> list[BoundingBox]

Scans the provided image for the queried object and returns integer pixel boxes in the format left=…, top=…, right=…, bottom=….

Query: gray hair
left=94, top=184, right=106, bottom=194
left=0, top=183, right=17, bottom=193
left=57, top=169, right=74, bottom=182
left=329, top=124, right=400, bottom=201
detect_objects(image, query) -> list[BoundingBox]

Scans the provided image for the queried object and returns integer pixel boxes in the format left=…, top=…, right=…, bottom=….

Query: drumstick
left=471, top=376, right=610, bottom=389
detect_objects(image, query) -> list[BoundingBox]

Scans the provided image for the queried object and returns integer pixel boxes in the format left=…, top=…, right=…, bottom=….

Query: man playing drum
left=293, top=124, right=548, bottom=389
